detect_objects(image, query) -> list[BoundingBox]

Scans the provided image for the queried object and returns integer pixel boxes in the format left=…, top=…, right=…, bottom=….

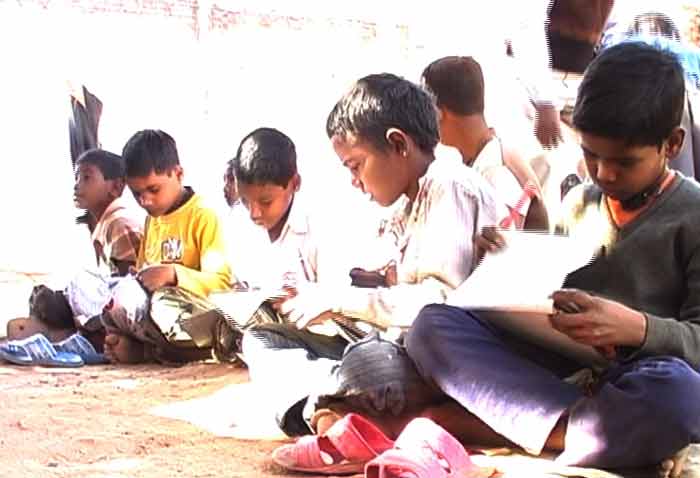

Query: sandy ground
left=0, top=362, right=308, bottom=478
left=2, top=273, right=699, bottom=478
left=2, top=360, right=700, bottom=478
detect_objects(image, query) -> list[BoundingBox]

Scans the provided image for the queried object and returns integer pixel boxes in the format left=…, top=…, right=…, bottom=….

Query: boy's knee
left=634, top=357, right=700, bottom=437
left=660, top=359, right=700, bottom=435
left=406, top=304, right=444, bottom=359
left=406, top=304, right=470, bottom=364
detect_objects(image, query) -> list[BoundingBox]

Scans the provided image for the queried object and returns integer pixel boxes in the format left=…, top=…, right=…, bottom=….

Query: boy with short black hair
left=102, top=129, right=232, bottom=364
left=226, top=127, right=322, bottom=288
left=404, top=42, right=700, bottom=474
left=73, top=148, right=144, bottom=276
left=261, top=73, right=506, bottom=450
left=233, top=128, right=302, bottom=242
left=227, top=128, right=349, bottom=426
left=422, top=55, right=549, bottom=230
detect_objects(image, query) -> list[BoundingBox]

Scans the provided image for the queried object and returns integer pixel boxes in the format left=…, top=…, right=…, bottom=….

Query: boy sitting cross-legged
left=102, top=129, right=233, bottom=364
left=253, top=74, right=507, bottom=445
left=403, top=42, right=700, bottom=476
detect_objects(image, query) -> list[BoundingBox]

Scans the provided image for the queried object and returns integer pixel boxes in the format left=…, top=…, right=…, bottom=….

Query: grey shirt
left=558, top=174, right=700, bottom=368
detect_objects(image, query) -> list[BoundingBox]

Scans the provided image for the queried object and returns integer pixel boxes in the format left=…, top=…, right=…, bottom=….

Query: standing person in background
left=505, top=0, right=615, bottom=149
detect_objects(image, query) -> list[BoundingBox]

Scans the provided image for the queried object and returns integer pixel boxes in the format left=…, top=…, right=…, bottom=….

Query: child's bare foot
left=104, top=333, right=152, bottom=364
left=311, top=409, right=344, bottom=436
left=659, top=446, right=690, bottom=478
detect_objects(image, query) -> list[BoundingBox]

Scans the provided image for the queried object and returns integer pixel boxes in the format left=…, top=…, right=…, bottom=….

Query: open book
left=447, top=230, right=609, bottom=367
left=209, top=286, right=287, bottom=330
left=447, top=230, right=595, bottom=313
left=209, top=285, right=366, bottom=343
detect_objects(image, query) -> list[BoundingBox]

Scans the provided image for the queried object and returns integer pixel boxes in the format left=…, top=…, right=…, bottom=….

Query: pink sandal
left=365, top=418, right=489, bottom=478
left=272, top=413, right=394, bottom=475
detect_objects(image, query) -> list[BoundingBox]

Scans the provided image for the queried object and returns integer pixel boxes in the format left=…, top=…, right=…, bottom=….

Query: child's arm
left=549, top=247, right=700, bottom=368
left=625, top=247, right=700, bottom=368
left=280, top=181, right=495, bottom=329
left=172, top=209, right=232, bottom=297
left=106, top=218, right=143, bottom=277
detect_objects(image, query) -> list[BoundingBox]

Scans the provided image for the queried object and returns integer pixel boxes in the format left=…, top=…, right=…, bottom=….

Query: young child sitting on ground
left=102, top=129, right=233, bottom=364
left=224, top=127, right=359, bottom=433
left=246, top=74, right=506, bottom=440
left=74, top=148, right=144, bottom=276
left=422, top=55, right=549, bottom=230
left=8, top=149, right=144, bottom=346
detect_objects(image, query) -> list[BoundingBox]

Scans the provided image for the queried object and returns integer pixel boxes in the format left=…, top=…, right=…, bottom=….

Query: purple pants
left=406, top=304, right=700, bottom=469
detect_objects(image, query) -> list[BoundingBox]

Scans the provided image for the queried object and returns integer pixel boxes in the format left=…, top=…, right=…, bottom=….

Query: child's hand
left=549, top=289, right=648, bottom=358
left=274, top=283, right=334, bottom=330
left=137, top=265, right=177, bottom=292
left=534, top=103, right=563, bottom=149
left=474, top=226, right=507, bottom=262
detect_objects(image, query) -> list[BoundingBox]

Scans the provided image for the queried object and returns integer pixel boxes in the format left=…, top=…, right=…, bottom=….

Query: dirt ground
left=0, top=362, right=313, bottom=478
left=1, top=270, right=699, bottom=478
left=4, top=356, right=700, bottom=478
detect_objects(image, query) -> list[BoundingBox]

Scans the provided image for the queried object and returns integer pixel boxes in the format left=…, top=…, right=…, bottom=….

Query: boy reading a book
left=403, top=42, right=700, bottom=475
left=227, top=127, right=370, bottom=433
left=102, top=129, right=232, bottom=364
left=261, top=73, right=506, bottom=449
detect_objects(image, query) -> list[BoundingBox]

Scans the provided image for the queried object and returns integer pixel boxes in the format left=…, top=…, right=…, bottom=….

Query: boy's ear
left=110, top=178, right=126, bottom=198
left=385, top=128, right=410, bottom=157
left=664, top=126, right=685, bottom=161
left=173, top=165, right=184, bottom=182
left=291, top=173, right=301, bottom=192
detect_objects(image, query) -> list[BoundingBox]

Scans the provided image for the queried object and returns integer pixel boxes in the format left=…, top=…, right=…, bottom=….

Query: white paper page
left=209, top=287, right=286, bottom=329
left=447, top=231, right=595, bottom=313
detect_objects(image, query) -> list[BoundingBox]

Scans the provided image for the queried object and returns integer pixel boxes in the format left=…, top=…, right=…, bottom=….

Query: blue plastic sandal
left=0, top=334, right=84, bottom=367
left=53, top=333, right=107, bottom=365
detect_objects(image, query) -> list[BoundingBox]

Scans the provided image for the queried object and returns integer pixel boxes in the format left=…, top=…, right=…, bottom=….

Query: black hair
left=422, top=56, right=485, bottom=116
left=122, top=129, right=180, bottom=178
left=225, top=158, right=235, bottom=180
left=628, top=11, right=681, bottom=41
left=75, top=148, right=125, bottom=180
left=232, top=128, right=297, bottom=187
left=573, top=42, right=685, bottom=147
left=326, top=73, right=439, bottom=154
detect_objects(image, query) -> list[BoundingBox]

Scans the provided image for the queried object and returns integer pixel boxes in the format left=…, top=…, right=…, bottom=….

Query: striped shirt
left=91, top=197, right=144, bottom=276
left=336, top=154, right=507, bottom=329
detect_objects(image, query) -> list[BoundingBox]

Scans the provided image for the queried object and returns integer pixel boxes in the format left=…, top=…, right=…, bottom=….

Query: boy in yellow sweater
left=102, top=129, right=233, bottom=364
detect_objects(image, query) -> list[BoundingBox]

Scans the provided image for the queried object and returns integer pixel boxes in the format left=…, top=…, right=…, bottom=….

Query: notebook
left=446, top=230, right=609, bottom=367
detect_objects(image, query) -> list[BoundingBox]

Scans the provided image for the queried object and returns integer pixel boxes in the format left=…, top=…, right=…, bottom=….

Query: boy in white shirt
left=246, top=75, right=505, bottom=442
